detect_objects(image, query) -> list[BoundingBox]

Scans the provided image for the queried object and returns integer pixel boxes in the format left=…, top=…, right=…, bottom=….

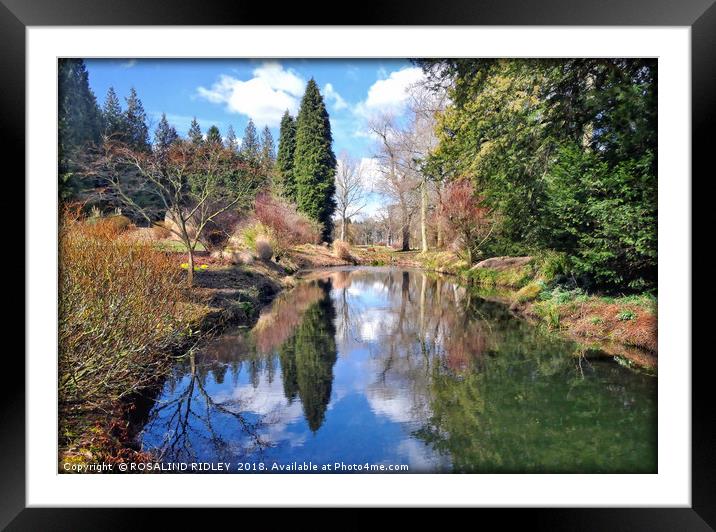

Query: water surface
left=140, top=267, right=656, bottom=473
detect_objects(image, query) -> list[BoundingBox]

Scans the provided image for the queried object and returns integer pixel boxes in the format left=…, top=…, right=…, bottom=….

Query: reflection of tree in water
left=277, top=280, right=338, bottom=432
left=143, top=352, right=273, bottom=464
left=325, top=268, right=655, bottom=473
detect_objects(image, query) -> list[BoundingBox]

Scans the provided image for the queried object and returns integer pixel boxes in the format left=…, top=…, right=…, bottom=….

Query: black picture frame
left=7, top=0, right=712, bottom=526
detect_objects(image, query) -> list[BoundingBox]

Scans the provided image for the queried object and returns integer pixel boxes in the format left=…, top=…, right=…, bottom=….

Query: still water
left=140, top=267, right=656, bottom=473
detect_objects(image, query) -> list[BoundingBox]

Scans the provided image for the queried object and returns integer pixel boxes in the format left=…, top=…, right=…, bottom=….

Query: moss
left=514, top=281, right=542, bottom=303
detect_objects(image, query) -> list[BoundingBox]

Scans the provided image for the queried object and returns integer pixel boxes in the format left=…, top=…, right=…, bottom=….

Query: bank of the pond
left=349, top=247, right=657, bottom=371
left=59, top=243, right=360, bottom=471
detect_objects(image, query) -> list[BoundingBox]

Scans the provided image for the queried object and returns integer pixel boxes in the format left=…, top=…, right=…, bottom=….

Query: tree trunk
left=401, top=207, right=410, bottom=252
left=420, top=178, right=428, bottom=253
left=187, top=248, right=195, bottom=287
left=340, top=216, right=346, bottom=241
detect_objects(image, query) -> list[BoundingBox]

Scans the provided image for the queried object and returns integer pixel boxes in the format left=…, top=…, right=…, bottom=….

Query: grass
left=154, top=239, right=206, bottom=252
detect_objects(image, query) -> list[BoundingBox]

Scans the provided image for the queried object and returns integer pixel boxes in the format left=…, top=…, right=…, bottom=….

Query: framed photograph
left=10, top=0, right=711, bottom=526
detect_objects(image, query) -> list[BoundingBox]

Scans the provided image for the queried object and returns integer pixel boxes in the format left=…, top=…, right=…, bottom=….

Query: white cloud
left=120, top=59, right=137, bottom=68
left=323, top=83, right=348, bottom=110
left=354, top=67, right=425, bottom=118
left=197, top=62, right=305, bottom=127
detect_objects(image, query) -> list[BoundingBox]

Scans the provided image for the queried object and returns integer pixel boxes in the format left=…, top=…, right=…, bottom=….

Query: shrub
left=254, top=192, right=322, bottom=249
left=617, top=310, right=637, bottom=321
left=151, top=222, right=172, bottom=240
left=333, top=240, right=353, bottom=262
left=59, top=211, right=190, bottom=414
left=255, top=235, right=274, bottom=261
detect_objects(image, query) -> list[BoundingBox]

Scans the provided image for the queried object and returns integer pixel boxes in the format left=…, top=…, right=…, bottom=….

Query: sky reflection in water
left=140, top=267, right=656, bottom=473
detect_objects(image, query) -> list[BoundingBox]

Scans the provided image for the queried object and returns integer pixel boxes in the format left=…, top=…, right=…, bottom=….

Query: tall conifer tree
left=240, top=119, right=260, bottom=165
left=293, top=79, right=337, bottom=241
left=260, top=125, right=276, bottom=175
left=58, top=59, right=102, bottom=197
left=275, top=110, right=297, bottom=200
left=188, top=118, right=203, bottom=145
left=153, top=113, right=179, bottom=152
left=102, top=87, right=125, bottom=140
left=124, top=87, right=150, bottom=151
left=206, top=125, right=223, bottom=147
left=225, top=125, right=239, bottom=152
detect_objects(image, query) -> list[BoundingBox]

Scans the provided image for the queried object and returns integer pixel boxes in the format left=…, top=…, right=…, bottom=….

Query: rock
left=471, top=256, right=533, bottom=271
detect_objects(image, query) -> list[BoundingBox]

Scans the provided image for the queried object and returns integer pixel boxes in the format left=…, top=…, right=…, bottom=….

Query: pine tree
left=153, top=113, right=179, bottom=152
left=225, top=125, right=239, bottom=152
left=206, top=125, right=223, bottom=147
left=188, top=118, right=203, bottom=145
left=239, top=119, right=260, bottom=165
left=58, top=59, right=102, bottom=158
left=124, top=87, right=150, bottom=151
left=58, top=59, right=102, bottom=197
left=102, top=87, right=125, bottom=140
left=260, top=126, right=276, bottom=175
left=293, top=79, right=337, bottom=241
left=275, top=111, right=297, bottom=200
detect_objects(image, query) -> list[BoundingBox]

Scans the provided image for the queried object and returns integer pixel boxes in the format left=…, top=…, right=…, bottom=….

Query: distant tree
left=334, top=152, right=367, bottom=242
left=275, top=111, right=297, bottom=200
left=240, top=119, right=260, bottom=165
left=124, top=87, right=150, bottom=152
left=225, top=125, right=239, bottom=152
left=153, top=113, right=179, bottom=153
left=260, top=125, right=276, bottom=174
left=439, top=178, right=494, bottom=265
left=369, top=114, right=420, bottom=252
left=205, top=125, right=223, bottom=147
left=102, top=87, right=125, bottom=140
left=58, top=59, right=102, bottom=197
left=188, top=117, right=203, bottom=145
left=294, top=79, right=337, bottom=241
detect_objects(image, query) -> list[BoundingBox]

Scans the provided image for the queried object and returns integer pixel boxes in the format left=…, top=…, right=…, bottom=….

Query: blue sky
left=84, top=58, right=426, bottom=216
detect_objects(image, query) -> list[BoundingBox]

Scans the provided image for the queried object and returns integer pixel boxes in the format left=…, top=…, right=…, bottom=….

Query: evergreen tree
left=225, top=125, right=239, bottom=152
left=124, top=87, right=150, bottom=151
left=102, top=87, right=125, bottom=140
left=260, top=126, right=276, bottom=170
left=188, top=118, right=203, bottom=145
left=239, top=119, right=260, bottom=165
left=58, top=59, right=102, bottom=197
left=153, top=113, right=179, bottom=152
left=275, top=111, right=297, bottom=200
left=293, top=79, right=337, bottom=241
left=206, top=125, right=223, bottom=147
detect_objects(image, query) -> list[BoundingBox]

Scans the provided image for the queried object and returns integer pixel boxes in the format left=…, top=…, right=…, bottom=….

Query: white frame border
left=27, top=26, right=690, bottom=507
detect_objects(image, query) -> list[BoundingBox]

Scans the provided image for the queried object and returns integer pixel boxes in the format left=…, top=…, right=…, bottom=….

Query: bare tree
left=92, top=138, right=257, bottom=286
left=401, top=83, right=446, bottom=253
left=369, top=114, right=420, bottom=252
left=334, top=151, right=367, bottom=242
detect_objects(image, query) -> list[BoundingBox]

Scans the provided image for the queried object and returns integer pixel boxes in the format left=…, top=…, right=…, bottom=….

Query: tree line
left=59, top=60, right=339, bottom=283
left=350, top=59, right=656, bottom=292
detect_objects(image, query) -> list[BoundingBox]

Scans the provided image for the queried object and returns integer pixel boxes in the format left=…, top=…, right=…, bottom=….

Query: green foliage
left=205, top=125, right=223, bottom=147
left=58, top=59, right=103, bottom=198
left=123, top=87, right=150, bottom=152
left=420, top=59, right=657, bottom=291
left=102, top=87, right=125, bottom=140
left=276, top=111, right=297, bottom=200
left=293, top=79, right=337, bottom=242
left=260, top=125, right=276, bottom=172
left=240, top=119, right=260, bottom=165
left=153, top=113, right=179, bottom=152
left=617, top=310, right=637, bottom=321
left=188, top=117, right=203, bottom=145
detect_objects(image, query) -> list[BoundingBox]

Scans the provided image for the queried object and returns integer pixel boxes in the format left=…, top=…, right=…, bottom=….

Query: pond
left=139, top=267, right=657, bottom=473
